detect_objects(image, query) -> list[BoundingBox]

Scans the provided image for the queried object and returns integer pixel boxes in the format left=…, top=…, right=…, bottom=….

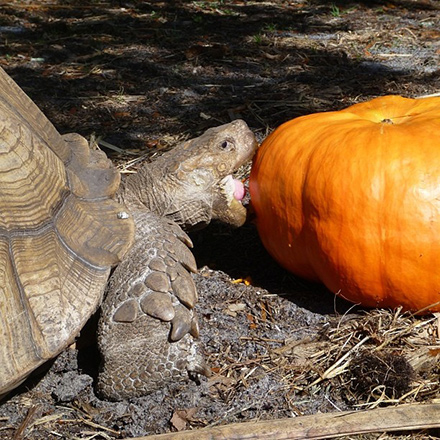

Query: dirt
left=1, top=0, right=440, bottom=439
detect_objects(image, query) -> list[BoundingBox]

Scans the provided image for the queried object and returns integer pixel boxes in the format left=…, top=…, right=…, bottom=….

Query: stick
left=129, top=403, right=440, bottom=440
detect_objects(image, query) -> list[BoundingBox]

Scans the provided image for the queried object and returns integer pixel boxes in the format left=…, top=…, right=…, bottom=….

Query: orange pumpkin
left=249, top=95, right=440, bottom=313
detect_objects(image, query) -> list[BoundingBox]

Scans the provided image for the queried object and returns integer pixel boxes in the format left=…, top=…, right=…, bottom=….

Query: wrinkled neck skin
left=118, top=157, right=213, bottom=231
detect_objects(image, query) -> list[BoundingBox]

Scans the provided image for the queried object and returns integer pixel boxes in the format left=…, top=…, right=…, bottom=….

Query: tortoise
left=0, top=67, right=257, bottom=400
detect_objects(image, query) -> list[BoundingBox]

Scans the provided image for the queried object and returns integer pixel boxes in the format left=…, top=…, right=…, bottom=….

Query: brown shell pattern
left=0, top=67, right=135, bottom=395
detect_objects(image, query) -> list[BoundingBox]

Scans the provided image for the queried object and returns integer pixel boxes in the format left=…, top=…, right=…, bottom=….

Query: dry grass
left=208, top=306, right=440, bottom=418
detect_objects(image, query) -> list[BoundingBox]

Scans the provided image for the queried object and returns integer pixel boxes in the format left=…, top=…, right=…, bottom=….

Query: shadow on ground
left=1, top=0, right=438, bottom=145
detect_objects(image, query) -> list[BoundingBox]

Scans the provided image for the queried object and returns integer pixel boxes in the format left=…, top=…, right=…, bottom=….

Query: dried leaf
left=170, top=408, right=198, bottom=432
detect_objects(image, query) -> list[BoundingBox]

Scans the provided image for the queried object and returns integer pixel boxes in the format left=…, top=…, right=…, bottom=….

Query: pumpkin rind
left=249, top=95, right=440, bottom=313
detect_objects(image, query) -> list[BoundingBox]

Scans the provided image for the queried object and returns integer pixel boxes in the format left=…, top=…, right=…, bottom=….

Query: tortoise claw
left=171, top=267, right=197, bottom=309
left=170, top=305, right=193, bottom=342
left=190, top=315, right=200, bottom=339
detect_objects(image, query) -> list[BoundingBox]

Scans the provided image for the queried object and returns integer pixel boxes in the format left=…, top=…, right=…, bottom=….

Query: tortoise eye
left=219, top=140, right=235, bottom=150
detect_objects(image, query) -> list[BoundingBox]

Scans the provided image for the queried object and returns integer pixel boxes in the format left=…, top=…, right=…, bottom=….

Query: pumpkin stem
left=381, top=118, right=394, bottom=124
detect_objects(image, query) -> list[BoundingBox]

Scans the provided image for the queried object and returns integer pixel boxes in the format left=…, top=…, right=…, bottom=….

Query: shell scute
left=0, top=67, right=135, bottom=395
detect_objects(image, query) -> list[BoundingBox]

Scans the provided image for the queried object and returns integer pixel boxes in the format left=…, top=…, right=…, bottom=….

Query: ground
left=1, top=1, right=440, bottom=439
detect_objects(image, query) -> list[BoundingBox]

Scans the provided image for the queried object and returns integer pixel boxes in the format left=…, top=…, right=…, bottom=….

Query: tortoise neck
left=118, top=163, right=170, bottom=215
left=117, top=159, right=212, bottom=231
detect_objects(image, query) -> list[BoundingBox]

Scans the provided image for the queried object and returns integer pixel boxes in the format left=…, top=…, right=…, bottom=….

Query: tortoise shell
left=0, top=67, right=135, bottom=395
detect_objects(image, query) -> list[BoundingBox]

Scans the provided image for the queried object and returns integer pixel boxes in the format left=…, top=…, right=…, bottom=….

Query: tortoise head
left=123, top=120, right=258, bottom=230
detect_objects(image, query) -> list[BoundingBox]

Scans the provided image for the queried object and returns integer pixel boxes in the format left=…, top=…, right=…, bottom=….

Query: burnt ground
left=1, top=1, right=440, bottom=439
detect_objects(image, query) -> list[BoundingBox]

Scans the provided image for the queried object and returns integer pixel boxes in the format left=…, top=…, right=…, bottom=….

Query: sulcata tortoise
left=0, top=67, right=257, bottom=400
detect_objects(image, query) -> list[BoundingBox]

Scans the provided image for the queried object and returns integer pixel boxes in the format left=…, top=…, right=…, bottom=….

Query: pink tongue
left=233, top=179, right=245, bottom=201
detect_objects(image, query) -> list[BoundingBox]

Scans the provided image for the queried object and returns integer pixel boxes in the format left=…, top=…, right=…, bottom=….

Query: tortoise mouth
left=220, top=175, right=246, bottom=204
left=215, top=175, right=248, bottom=227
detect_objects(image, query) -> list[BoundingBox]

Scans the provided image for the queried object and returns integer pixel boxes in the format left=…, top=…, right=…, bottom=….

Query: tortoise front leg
left=96, top=211, right=208, bottom=401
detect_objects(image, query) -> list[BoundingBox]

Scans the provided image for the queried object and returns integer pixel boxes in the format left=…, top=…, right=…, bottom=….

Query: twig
left=13, top=405, right=38, bottom=440
left=129, top=403, right=440, bottom=440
